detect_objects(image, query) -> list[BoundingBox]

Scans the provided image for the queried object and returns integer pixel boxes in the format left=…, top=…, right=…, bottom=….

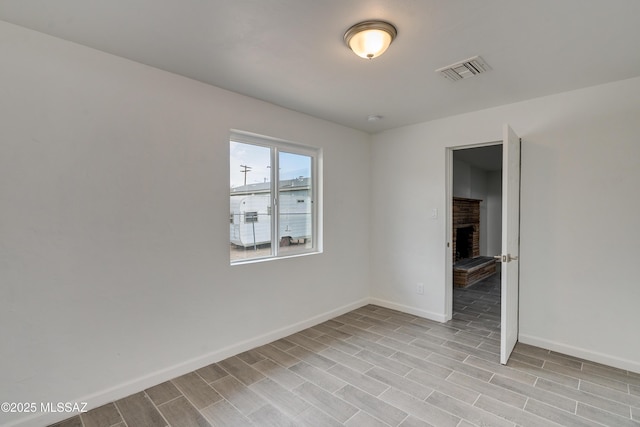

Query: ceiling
left=2, top=0, right=640, bottom=133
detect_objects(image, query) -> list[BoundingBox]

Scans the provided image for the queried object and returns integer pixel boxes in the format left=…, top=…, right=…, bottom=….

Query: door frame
left=444, top=140, right=503, bottom=321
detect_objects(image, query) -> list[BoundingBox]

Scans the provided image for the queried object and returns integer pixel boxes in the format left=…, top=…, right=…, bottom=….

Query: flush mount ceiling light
left=344, top=20, right=397, bottom=59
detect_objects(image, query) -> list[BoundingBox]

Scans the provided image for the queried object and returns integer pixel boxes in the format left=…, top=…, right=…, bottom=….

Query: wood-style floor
left=52, top=275, right=640, bottom=426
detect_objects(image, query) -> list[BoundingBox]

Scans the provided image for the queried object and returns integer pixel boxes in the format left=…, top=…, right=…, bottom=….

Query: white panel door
left=500, top=124, right=521, bottom=365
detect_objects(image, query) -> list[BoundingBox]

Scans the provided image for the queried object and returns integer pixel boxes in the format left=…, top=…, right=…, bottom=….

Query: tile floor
left=51, top=274, right=640, bottom=426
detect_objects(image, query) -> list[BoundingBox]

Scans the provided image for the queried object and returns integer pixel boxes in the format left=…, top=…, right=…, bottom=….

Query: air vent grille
left=436, top=56, right=491, bottom=81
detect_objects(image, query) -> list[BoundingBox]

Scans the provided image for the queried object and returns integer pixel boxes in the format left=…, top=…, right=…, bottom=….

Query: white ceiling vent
left=436, top=56, right=491, bottom=81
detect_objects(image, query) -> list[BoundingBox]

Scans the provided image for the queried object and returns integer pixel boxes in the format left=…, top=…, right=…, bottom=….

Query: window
left=230, top=131, right=320, bottom=263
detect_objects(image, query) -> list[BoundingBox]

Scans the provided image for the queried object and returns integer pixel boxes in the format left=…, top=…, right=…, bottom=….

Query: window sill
left=230, top=249, right=321, bottom=266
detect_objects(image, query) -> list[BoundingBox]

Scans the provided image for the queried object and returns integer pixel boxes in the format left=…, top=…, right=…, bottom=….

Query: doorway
left=450, top=143, right=503, bottom=311
left=445, top=125, right=521, bottom=364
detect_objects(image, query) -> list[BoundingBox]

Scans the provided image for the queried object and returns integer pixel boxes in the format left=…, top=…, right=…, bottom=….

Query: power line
left=240, top=165, right=252, bottom=186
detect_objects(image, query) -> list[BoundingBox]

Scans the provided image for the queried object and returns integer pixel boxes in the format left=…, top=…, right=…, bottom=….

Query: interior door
left=500, top=124, right=521, bottom=365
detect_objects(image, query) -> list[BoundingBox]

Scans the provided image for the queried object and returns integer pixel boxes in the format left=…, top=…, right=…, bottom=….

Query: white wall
left=485, top=170, right=502, bottom=257
left=371, top=76, right=640, bottom=373
left=452, top=159, right=472, bottom=198
left=0, top=22, right=371, bottom=427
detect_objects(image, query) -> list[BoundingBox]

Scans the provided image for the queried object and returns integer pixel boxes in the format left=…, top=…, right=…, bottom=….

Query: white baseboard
left=369, top=298, right=447, bottom=323
left=9, top=298, right=370, bottom=427
left=519, top=334, right=640, bottom=375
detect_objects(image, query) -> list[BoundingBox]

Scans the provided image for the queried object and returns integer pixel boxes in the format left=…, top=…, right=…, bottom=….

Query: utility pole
left=240, top=165, right=252, bottom=186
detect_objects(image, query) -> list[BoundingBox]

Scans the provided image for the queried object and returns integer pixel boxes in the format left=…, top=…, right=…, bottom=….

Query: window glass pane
left=278, top=151, right=312, bottom=254
left=230, top=141, right=272, bottom=261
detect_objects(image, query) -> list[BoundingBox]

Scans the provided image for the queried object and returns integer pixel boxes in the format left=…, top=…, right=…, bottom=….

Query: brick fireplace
left=452, top=197, right=496, bottom=287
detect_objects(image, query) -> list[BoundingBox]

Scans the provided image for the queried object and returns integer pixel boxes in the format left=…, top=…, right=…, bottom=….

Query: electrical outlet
left=416, top=283, right=424, bottom=295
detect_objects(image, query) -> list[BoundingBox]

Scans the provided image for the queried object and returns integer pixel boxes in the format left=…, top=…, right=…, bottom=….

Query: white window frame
left=230, top=130, right=322, bottom=264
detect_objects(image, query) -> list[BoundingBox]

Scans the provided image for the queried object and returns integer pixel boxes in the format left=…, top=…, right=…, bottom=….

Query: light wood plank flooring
left=51, top=275, right=640, bottom=426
